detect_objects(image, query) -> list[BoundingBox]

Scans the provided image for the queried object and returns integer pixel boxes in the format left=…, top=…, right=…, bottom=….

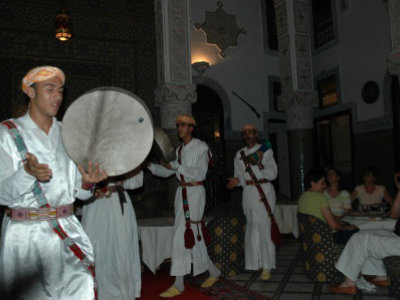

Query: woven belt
left=6, top=204, right=74, bottom=221
left=178, top=181, right=204, bottom=187
left=246, top=178, right=269, bottom=185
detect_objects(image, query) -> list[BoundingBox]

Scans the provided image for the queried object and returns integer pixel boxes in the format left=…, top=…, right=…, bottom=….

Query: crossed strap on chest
left=2, top=120, right=98, bottom=298
left=240, top=150, right=281, bottom=246
left=178, top=144, right=211, bottom=249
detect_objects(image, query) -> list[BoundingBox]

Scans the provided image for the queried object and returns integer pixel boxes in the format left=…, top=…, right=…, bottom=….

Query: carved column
left=154, top=0, right=196, bottom=212
left=274, top=0, right=318, bottom=199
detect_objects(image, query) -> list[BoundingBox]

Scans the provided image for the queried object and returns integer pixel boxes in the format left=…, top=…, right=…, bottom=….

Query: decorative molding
left=154, top=83, right=196, bottom=107
left=160, top=99, right=192, bottom=129
left=293, top=0, right=309, bottom=34
left=295, top=33, right=312, bottom=90
left=283, top=90, right=318, bottom=130
left=168, top=0, right=191, bottom=83
left=195, top=1, right=246, bottom=57
left=274, top=1, right=288, bottom=39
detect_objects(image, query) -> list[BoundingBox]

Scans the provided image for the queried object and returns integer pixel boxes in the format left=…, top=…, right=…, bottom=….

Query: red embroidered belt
left=6, top=204, right=74, bottom=221
left=178, top=181, right=204, bottom=187
left=246, top=178, right=269, bottom=185
left=97, top=185, right=122, bottom=198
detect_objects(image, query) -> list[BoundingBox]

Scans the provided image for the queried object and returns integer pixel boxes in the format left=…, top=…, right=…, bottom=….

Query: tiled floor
left=228, top=235, right=396, bottom=300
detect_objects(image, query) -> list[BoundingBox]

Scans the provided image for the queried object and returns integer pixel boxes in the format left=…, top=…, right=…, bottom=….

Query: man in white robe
left=0, top=66, right=107, bottom=299
left=148, top=114, right=221, bottom=298
left=81, top=170, right=143, bottom=300
left=329, top=173, right=400, bottom=295
left=227, top=124, right=278, bottom=280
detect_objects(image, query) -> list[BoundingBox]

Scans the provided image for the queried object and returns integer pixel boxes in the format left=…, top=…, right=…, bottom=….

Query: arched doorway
left=192, top=85, right=228, bottom=211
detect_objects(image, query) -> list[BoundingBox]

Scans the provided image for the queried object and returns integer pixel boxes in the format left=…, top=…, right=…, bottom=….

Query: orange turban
left=176, top=114, right=196, bottom=126
left=242, top=124, right=257, bottom=132
left=22, top=66, right=65, bottom=94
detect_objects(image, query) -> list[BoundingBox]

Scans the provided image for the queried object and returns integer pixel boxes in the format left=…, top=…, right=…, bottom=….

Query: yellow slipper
left=159, top=286, right=182, bottom=298
left=200, top=276, right=220, bottom=288
left=260, top=269, right=271, bottom=280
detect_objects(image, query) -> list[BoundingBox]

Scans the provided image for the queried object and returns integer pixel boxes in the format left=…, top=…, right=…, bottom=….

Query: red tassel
left=271, top=221, right=282, bottom=246
left=201, top=220, right=211, bottom=246
left=184, top=222, right=195, bottom=249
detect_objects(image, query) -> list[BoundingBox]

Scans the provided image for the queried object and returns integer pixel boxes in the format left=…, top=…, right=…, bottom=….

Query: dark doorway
left=314, top=111, right=354, bottom=190
left=192, top=85, right=228, bottom=211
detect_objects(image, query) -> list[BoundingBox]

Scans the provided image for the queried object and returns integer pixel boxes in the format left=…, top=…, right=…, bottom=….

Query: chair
left=206, top=216, right=246, bottom=277
left=297, top=213, right=343, bottom=283
left=383, top=256, right=400, bottom=298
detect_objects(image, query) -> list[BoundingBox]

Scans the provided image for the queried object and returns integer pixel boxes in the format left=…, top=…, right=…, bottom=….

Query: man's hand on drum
left=24, top=153, right=52, bottom=182
left=78, top=161, right=108, bottom=188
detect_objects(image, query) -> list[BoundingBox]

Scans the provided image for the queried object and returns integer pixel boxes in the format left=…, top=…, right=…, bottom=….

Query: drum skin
left=150, top=126, right=176, bottom=163
left=62, top=87, right=154, bottom=176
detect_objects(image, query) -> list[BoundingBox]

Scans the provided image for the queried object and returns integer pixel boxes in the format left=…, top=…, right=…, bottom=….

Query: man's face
left=176, top=122, right=193, bottom=139
left=242, top=129, right=257, bottom=146
left=29, top=76, right=64, bottom=118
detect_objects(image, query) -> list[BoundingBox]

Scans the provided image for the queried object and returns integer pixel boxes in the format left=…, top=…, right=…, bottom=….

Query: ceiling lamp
left=54, top=8, right=73, bottom=42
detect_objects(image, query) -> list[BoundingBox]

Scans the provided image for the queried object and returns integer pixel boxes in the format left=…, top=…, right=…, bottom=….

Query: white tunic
left=335, top=229, right=400, bottom=281
left=81, top=172, right=143, bottom=300
left=234, top=144, right=278, bottom=270
left=0, top=113, right=95, bottom=299
left=148, top=138, right=211, bottom=276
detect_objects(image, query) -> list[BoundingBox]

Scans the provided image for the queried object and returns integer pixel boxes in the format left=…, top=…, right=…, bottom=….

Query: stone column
left=154, top=0, right=196, bottom=212
left=274, top=0, right=318, bottom=200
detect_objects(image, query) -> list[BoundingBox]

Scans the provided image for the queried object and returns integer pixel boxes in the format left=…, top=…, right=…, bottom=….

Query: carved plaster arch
left=192, top=75, right=232, bottom=138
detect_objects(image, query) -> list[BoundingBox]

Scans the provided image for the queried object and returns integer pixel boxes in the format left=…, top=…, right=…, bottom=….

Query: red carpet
left=139, top=270, right=211, bottom=300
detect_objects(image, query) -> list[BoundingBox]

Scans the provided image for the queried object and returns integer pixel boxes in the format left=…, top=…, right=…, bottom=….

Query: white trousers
left=335, top=229, right=400, bottom=281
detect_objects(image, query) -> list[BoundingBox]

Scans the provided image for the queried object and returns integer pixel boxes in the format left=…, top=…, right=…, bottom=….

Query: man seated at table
left=298, top=170, right=359, bottom=244
left=329, top=173, right=400, bottom=295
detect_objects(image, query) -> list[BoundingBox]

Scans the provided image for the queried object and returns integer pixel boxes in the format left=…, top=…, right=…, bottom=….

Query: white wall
left=313, top=0, right=392, bottom=122
left=190, top=0, right=280, bottom=133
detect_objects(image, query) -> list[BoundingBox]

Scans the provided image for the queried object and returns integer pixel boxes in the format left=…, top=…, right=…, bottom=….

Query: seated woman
left=298, top=170, right=358, bottom=244
left=352, top=167, right=392, bottom=211
left=329, top=173, right=400, bottom=295
left=324, top=167, right=352, bottom=218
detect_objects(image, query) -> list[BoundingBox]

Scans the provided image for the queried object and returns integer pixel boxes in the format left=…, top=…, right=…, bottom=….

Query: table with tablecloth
left=137, top=217, right=175, bottom=274
left=274, top=203, right=299, bottom=238
left=343, top=215, right=396, bottom=231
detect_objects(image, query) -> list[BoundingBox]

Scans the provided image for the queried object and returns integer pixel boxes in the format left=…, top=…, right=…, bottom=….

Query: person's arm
left=174, top=145, right=209, bottom=181
left=75, top=161, right=108, bottom=200
left=321, top=207, right=357, bottom=231
left=0, top=148, right=37, bottom=206
left=227, top=151, right=246, bottom=189
left=383, top=187, right=393, bottom=204
left=390, top=173, right=400, bottom=219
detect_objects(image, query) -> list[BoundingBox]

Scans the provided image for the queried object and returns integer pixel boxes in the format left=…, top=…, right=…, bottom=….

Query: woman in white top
left=351, top=167, right=392, bottom=210
left=324, top=167, right=352, bottom=217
